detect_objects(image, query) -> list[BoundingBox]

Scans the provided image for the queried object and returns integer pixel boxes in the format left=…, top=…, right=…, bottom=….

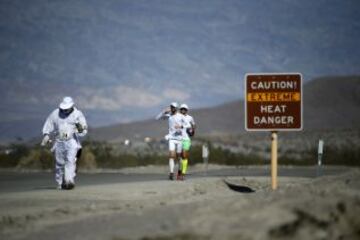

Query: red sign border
left=244, top=72, right=303, bottom=132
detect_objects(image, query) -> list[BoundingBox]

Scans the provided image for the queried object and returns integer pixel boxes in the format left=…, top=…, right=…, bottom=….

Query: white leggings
left=54, top=139, right=79, bottom=185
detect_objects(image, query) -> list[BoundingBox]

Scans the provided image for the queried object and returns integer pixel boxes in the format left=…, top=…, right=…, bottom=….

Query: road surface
left=0, top=166, right=348, bottom=194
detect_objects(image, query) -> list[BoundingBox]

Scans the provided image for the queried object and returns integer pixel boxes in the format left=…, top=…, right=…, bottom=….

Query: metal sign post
left=202, top=144, right=209, bottom=175
left=245, top=73, right=303, bottom=190
left=317, top=139, right=324, bottom=177
left=271, top=132, right=278, bottom=190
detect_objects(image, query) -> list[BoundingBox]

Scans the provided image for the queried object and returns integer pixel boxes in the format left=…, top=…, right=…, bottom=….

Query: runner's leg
left=168, top=140, right=176, bottom=180
left=181, top=139, right=191, bottom=176
left=54, top=143, right=65, bottom=188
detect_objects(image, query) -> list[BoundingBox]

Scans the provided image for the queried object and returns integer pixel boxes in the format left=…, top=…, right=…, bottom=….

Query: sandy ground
left=1, top=166, right=360, bottom=240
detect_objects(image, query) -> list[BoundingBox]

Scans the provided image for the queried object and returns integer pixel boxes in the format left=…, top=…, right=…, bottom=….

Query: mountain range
left=90, top=76, right=360, bottom=142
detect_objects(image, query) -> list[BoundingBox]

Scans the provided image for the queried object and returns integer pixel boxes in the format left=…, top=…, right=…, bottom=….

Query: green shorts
left=182, top=139, right=192, bottom=151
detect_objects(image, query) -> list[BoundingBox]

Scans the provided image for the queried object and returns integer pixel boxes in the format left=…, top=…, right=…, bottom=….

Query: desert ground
left=0, top=165, right=359, bottom=240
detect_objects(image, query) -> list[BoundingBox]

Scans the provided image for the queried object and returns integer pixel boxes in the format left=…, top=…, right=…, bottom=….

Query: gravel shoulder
left=1, top=166, right=359, bottom=240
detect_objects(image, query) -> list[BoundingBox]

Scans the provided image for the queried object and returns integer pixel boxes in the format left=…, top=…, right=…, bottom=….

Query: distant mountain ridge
left=1, top=75, right=359, bottom=143
left=90, top=76, right=360, bottom=142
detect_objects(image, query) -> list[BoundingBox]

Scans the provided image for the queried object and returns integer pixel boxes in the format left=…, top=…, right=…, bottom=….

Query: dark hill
left=90, top=76, right=360, bottom=142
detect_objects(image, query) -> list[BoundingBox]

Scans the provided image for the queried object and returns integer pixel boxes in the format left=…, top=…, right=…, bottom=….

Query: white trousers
left=54, top=139, right=79, bottom=185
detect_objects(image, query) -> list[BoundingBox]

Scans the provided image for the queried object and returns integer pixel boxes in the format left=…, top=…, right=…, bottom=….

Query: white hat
left=170, top=102, right=178, bottom=108
left=59, top=96, right=74, bottom=110
left=180, top=103, right=189, bottom=110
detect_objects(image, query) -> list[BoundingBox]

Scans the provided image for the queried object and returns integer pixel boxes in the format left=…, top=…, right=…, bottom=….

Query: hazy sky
left=0, top=0, right=359, bottom=128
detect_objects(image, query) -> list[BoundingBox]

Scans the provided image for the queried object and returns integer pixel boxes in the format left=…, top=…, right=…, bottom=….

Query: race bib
left=58, top=122, right=75, bottom=141
left=59, top=132, right=71, bottom=141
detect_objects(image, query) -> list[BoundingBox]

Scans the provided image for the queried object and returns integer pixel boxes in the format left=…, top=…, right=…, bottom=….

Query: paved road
left=0, top=166, right=349, bottom=194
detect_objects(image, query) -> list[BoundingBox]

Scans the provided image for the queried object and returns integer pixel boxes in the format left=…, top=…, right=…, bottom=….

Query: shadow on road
left=223, top=180, right=255, bottom=193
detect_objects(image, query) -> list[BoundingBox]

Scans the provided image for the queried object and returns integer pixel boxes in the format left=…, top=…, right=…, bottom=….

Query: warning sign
left=245, top=73, right=303, bottom=131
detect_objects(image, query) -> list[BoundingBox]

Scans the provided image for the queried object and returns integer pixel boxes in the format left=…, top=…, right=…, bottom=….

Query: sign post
left=271, top=131, right=278, bottom=190
left=202, top=144, right=209, bottom=175
left=318, top=139, right=324, bottom=165
left=245, top=73, right=303, bottom=190
left=317, top=139, right=324, bottom=177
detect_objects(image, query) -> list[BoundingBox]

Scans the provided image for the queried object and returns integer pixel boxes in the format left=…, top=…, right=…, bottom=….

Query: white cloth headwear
left=59, top=96, right=74, bottom=110
left=180, top=104, right=189, bottom=110
left=170, top=102, right=178, bottom=108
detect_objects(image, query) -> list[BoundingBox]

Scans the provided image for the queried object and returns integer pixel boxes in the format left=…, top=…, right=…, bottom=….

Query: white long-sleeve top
left=42, top=108, right=88, bottom=142
left=182, top=114, right=195, bottom=140
left=156, top=111, right=190, bottom=141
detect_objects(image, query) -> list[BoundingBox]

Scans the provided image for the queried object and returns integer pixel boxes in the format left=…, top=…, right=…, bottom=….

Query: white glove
left=164, top=134, right=170, bottom=141
left=41, top=135, right=50, bottom=146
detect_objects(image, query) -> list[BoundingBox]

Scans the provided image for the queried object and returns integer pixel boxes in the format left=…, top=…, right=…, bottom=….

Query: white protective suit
left=42, top=107, right=87, bottom=186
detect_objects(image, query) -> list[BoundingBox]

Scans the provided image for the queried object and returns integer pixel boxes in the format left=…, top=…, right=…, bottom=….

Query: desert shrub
left=16, top=147, right=53, bottom=169
left=279, top=154, right=314, bottom=166
left=278, top=145, right=360, bottom=166
left=0, top=144, right=30, bottom=168
left=188, top=143, right=264, bottom=166
left=321, top=145, right=360, bottom=166
left=77, top=146, right=97, bottom=170
left=2, top=140, right=359, bottom=170
left=0, top=152, right=16, bottom=168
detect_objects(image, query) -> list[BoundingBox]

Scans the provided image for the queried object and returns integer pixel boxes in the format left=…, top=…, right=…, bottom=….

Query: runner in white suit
left=156, top=102, right=190, bottom=180
left=41, top=97, right=88, bottom=190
